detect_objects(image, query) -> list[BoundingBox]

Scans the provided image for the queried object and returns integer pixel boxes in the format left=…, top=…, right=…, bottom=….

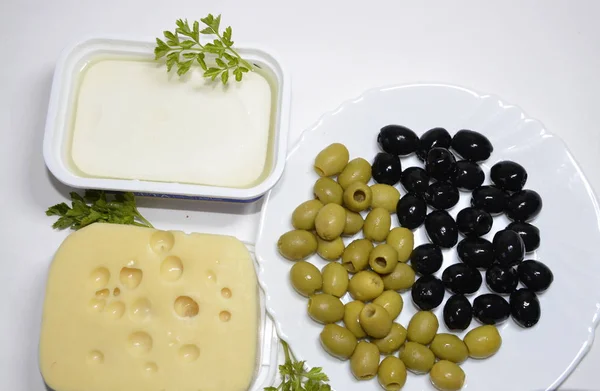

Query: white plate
left=255, top=84, right=600, bottom=391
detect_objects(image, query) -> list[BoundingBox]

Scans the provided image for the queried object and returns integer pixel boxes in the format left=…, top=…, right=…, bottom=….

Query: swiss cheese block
left=40, top=223, right=259, bottom=391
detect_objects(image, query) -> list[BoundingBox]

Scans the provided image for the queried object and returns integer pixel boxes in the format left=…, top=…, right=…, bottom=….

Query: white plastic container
left=43, top=36, right=291, bottom=202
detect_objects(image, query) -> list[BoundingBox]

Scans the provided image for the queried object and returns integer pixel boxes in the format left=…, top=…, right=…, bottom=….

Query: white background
left=0, top=0, right=599, bottom=389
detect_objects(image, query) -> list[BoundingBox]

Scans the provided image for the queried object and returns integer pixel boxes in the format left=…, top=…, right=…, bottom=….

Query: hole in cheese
left=174, top=296, right=199, bottom=318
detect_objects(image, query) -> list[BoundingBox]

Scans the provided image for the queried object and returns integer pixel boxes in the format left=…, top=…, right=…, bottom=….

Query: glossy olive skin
left=372, top=152, right=402, bottom=185
left=370, top=184, right=401, bottom=213
left=417, top=127, right=452, bottom=161
left=343, top=181, right=372, bottom=212
left=471, top=185, right=508, bottom=215
left=425, top=181, right=460, bottom=210
left=430, top=334, right=469, bottom=363
left=307, top=293, right=345, bottom=324
left=382, top=263, right=416, bottom=291
left=378, top=124, right=420, bottom=156
left=457, top=237, right=494, bottom=269
left=407, top=311, right=439, bottom=345
left=338, top=158, right=372, bottom=190
left=319, top=324, right=357, bottom=360
left=369, top=244, right=399, bottom=275
left=373, top=323, right=407, bottom=354
left=290, top=261, right=322, bottom=296
left=410, top=243, right=443, bottom=275
left=456, top=207, right=492, bottom=237
left=314, top=177, right=344, bottom=205
left=507, top=221, right=540, bottom=252
left=517, top=260, right=553, bottom=292
left=315, top=203, right=346, bottom=240
left=396, top=193, right=427, bottom=229
left=443, top=294, right=472, bottom=331
left=400, top=166, right=430, bottom=195
left=321, top=262, right=349, bottom=297
left=490, top=160, right=527, bottom=191
left=364, top=207, right=392, bottom=242
left=342, top=239, right=373, bottom=273
left=350, top=341, right=380, bottom=380
left=451, top=129, right=493, bottom=162
left=377, top=356, right=407, bottom=391
left=426, top=147, right=457, bottom=181
left=278, top=230, right=318, bottom=261
left=399, top=342, right=436, bottom=374
left=387, top=227, right=414, bottom=263
left=425, top=210, right=458, bottom=248
left=464, top=325, right=502, bottom=358
left=343, top=301, right=367, bottom=338
left=485, top=265, right=518, bottom=294
left=493, top=229, right=525, bottom=267
left=412, top=275, right=445, bottom=310
left=343, top=211, right=364, bottom=236
left=430, top=360, right=466, bottom=391
left=373, top=290, right=404, bottom=320
left=359, top=303, right=393, bottom=338
left=348, top=270, right=384, bottom=301
left=506, top=189, right=543, bottom=222
left=473, top=294, right=510, bottom=325
left=316, top=236, right=345, bottom=261
left=452, top=160, right=485, bottom=191
left=510, top=288, right=541, bottom=328
left=314, top=143, right=350, bottom=177
left=292, top=199, right=324, bottom=230
left=442, top=263, right=482, bottom=295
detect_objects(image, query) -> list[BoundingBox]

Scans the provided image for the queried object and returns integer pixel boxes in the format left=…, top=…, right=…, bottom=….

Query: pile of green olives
left=275, top=131, right=548, bottom=390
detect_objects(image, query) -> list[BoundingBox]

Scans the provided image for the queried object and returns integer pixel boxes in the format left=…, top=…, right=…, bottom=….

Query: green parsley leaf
left=266, top=341, right=330, bottom=391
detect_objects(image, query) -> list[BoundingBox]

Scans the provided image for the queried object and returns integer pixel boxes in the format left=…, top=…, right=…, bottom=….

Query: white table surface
left=1, top=0, right=598, bottom=389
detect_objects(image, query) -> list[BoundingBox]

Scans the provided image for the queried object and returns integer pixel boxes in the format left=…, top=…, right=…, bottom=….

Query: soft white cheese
left=70, top=58, right=272, bottom=188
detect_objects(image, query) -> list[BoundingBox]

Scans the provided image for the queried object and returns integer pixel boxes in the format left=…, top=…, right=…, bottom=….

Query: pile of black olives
left=376, top=125, right=552, bottom=330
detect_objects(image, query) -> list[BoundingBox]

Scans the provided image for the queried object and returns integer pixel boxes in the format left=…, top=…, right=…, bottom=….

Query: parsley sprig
left=155, top=14, right=253, bottom=84
left=265, top=341, right=331, bottom=391
left=46, top=190, right=153, bottom=231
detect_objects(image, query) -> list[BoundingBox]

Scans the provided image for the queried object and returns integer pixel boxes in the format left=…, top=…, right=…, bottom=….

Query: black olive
left=456, top=207, right=493, bottom=237
left=452, top=160, right=485, bottom=191
left=372, top=152, right=402, bottom=185
left=400, top=167, right=430, bottom=195
left=425, top=181, right=460, bottom=210
left=450, top=129, right=493, bottom=162
left=377, top=125, right=420, bottom=156
left=410, top=244, right=443, bottom=275
left=471, top=185, right=508, bottom=215
left=506, top=222, right=540, bottom=252
left=442, top=263, right=482, bottom=295
left=443, top=294, right=473, bottom=331
left=510, top=289, right=541, bottom=328
left=517, top=260, right=553, bottom=292
left=396, top=193, right=427, bottom=230
left=426, top=147, right=457, bottom=181
left=505, top=190, right=543, bottom=222
left=493, top=229, right=525, bottom=267
left=416, top=127, right=452, bottom=161
left=411, top=275, right=445, bottom=310
left=473, top=294, right=510, bottom=325
left=490, top=160, right=528, bottom=191
left=485, top=265, right=519, bottom=294
left=457, top=238, right=494, bottom=269
left=425, top=210, right=458, bottom=248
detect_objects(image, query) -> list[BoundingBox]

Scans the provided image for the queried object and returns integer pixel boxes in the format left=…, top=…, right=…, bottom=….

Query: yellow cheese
left=40, top=223, right=259, bottom=391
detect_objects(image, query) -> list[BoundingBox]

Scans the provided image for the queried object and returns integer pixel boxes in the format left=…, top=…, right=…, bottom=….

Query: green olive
left=315, top=203, right=346, bottom=240
left=359, top=303, right=392, bottom=339
left=348, top=270, right=384, bottom=301
left=377, top=356, right=407, bottom=391
left=407, top=311, right=439, bottom=345
left=399, top=341, right=436, bottom=374
left=314, top=143, right=349, bottom=177
left=343, top=300, right=367, bottom=338
left=338, top=158, right=372, bottom=190
left=319, top=323, right=357, bottom=360
left=429, top=360, right=466, bottom=391
left=307, top=293, right=344, bottom=324
left=371, top=184, right=401, bottom=213
left=343, top=182, right=372, bottom=212
left=343, top=210, right=364, bottom=236
left=463, top=325, right=502, bottom=359
left=342, top=239, right=373, bottom=273
left=369, top=244, right=399, bottom=274
left=373, top=290, right=403, bottom=320
left=430, top=334, right=469, bottom=363
left=314, top=177, right=343, bottom=205
left=289, top=261, right=322, bottom=296
left=363, top=207, right=391, bottom=242
left=317, top=237, right=345, bottom=261
left=350, top=341, right=380, bottom=380
left=386, top=227, right=414, bottom=263
left=321, top=262, right=349, bottom=297
left=292, top=199, right=324, bottom=230
left=382, top=262, right=416, bottom=291
left=277, top=230, right=318, bottom=261
left=372, top=323, right=407, bottom=354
